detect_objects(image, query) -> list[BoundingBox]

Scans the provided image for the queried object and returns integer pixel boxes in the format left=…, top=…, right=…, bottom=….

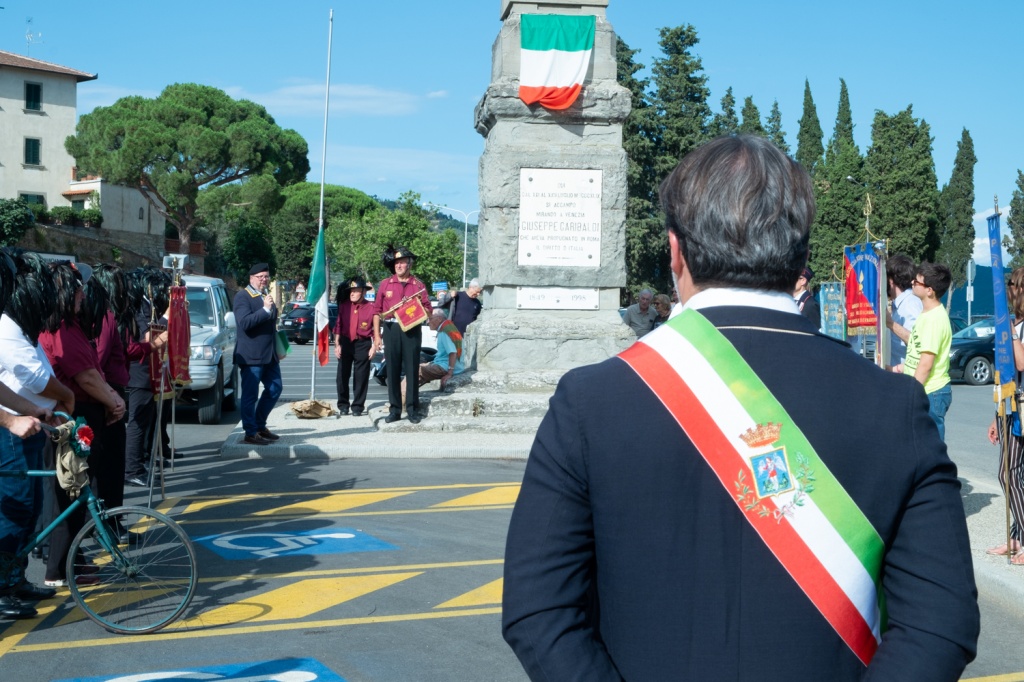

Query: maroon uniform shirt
left=335, top=300, right=376, bottom=341
left=373, top=275, right=432, bottom=321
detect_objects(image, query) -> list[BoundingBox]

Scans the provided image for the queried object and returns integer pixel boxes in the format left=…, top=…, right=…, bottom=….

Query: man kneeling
left=415, top=311, right=464, bottom=390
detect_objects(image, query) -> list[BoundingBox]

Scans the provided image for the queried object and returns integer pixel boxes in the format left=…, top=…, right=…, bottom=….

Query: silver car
left=180, top=275, right=238, bottom=424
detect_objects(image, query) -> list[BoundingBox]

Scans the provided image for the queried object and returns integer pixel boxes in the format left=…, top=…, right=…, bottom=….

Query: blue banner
left=819, top=282, right=846, bottom=341
left=989, top=212, right=1015, bottom=398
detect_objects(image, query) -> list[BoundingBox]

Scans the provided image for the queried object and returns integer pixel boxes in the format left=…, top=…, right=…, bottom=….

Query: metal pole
left=462, top=215, right=469, bottom=290
left=312, top=8, right=334, bottom=400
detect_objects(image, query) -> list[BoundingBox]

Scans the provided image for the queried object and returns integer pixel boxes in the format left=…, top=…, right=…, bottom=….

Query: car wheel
left=964, top=356, right=992, bottom=386
left=222, top=364, right=240, bottom=412
left=198, top=366, right=224, bottom=424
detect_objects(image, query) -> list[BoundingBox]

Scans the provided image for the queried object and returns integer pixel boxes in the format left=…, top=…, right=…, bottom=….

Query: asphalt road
left=3, top=350, right=1024, bottom=681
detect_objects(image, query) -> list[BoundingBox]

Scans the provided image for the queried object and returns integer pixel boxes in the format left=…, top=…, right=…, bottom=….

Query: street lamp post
left=424, top=203, right=480, bottom=290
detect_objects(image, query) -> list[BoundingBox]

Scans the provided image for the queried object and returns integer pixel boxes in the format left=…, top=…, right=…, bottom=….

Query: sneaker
left=43, top=574, right=100, bottom=588
left=257, top=429, right=280, bottom=441
left=125, top=475, right=150, bottom=487
left=242, top=433, right=270, bottom=446
left=351, top=408, right=363, bottom=417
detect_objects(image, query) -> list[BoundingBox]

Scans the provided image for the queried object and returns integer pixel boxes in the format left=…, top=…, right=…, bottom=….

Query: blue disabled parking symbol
left=194, top=528, right=397, bottom=560
left=58, top=657, right=347, bottom=681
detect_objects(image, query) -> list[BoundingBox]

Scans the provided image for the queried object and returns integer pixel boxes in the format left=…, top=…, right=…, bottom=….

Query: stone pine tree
left=648, top=24, right=713, bottom=182
left=616, top=36, right=667, bottom=295
left=66, top=83, right=309, bottom=255
left=809, top=82, right=864, bottom=283
left=796, top=80, right=824, bottom=177
left=710, top=87, right=739, bottom=137
left=739, top=96, right=765, bottom=135
left=1004, top=171, right=1024, bottom=269
left=935, top=129, right=977, bottom=295
left=765, top=100, right=789, bottom=153
left=864, top=106, right=940, bottom=262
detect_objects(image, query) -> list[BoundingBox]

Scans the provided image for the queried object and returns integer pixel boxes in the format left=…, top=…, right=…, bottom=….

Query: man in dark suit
left=502, top=135, right=979, bottom=681
left=233, top=263, right=282, bottom=446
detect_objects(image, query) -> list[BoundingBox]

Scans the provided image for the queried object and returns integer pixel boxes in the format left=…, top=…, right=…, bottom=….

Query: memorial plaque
left=516, top=286, right=600, bottom=310
left=518, top=168, right=602, bottom=267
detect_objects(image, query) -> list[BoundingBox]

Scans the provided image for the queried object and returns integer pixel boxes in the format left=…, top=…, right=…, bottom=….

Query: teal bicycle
left=0, top=414, right=197, bottom=634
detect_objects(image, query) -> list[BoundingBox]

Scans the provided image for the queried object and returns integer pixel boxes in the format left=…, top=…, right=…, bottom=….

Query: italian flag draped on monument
left=518, top=14, right=596, bottom=110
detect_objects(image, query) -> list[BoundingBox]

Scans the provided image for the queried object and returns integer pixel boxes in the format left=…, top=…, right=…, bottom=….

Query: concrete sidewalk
left=219, top=400, right=1024, bottom=607
left=219, top=401, right=535, bottom=460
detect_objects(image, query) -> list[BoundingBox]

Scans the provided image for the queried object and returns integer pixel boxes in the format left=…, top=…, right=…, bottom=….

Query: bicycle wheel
left=67, top=505, right=198, bottom=634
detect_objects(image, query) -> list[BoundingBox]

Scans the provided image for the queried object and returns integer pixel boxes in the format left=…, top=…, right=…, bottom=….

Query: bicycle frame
left=0, top=469, right=123, bottom=568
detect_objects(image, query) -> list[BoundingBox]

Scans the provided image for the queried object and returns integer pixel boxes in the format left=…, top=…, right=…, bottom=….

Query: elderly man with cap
left=233, top=263, right=282, bottom=446
left=373, top=246, right=432, bottom=424
left=334, top=276, right=378, bottom=417
left=793, top=265, right=820, bottom=329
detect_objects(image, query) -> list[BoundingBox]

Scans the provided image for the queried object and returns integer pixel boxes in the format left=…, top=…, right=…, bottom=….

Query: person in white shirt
left=885, top=254, right=923, bottom=368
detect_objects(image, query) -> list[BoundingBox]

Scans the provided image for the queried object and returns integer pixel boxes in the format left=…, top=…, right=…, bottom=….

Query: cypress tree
left=765, top=100, right=789, bottom=153
left=863, top=106, right=940, bottom=262
left=1005, top=171, right=1024, bottom=270
left=795, top=79, right=824, bottom=176
left=809, top=83, right=865, bottom=283
left=649, top=24, right=712, bottom=181
left=616, top=36, right=668, bottom=295
left=710, top=86, right=739, bottom=137
left=935, top=129, right=977, bottom=291
left=739, top=96, right=764, bottom=136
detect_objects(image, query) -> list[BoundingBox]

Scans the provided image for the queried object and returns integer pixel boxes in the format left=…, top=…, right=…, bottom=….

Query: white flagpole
left=311, top=8, right=334, bottom=400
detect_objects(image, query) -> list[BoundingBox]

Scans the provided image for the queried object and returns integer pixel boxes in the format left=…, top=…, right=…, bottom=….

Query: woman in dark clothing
left=40, top=262, right=125, bottom=587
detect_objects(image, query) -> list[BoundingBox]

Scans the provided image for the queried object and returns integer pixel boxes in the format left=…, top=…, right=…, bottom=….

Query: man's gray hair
left=660, top=135, right=815, bottom=293
left=469, top=278, right=482, bottom=289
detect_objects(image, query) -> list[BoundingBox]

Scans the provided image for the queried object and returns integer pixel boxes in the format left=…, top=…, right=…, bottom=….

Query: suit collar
left=698, top=305, right=837, bottom=339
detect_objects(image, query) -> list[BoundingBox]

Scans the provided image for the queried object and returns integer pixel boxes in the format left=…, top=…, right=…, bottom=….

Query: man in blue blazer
left=233, top=263, right=282, bottom=446
left=502, top=136, right=979, bottom=681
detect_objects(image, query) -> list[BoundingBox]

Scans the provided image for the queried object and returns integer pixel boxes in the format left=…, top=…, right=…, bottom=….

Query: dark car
left=949, top=317, right=996, bottom=385
left=281, top=304, right=338, bottom=345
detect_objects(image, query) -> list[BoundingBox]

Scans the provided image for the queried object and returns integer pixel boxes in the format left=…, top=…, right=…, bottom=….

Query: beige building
left=0, top=50, right=95, bottom=210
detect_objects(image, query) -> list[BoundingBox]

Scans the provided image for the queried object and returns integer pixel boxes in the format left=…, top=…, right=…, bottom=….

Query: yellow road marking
left=197, top=558, right=502, bottom=583
left=0, top=602, right=61, bottom=657
left=183, top=497, right=244, bottom=514
left=56, top=588, right=177, bottom=626
left=435, top=578, right=503, bottom=609
left=254, top=491, right=414, bottom=516
left=9, top=607, right=502, bottom=652
left=432, top=486, right=519, bottom=508
left=178, top=503, right=515, bottom=525
left=172, top=573, right=421, bottom=628
left=963, top=675, right=1024, bottom=681
left=180, top=482, right=522, bottom=502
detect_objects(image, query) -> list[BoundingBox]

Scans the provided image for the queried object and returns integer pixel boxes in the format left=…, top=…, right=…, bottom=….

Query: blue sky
left=2, top=1, right=1019, bottom=261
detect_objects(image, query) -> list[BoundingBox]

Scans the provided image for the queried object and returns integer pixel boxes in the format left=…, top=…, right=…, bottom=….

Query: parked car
left=180, top=275, right=238, bottom=424
left=281, top=304, right=338, bottom=344
left=949, top=316, right=996, bottom=386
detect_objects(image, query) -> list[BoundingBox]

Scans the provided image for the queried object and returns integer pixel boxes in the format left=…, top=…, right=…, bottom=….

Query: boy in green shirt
left=899, top=262, right=953, bottom=440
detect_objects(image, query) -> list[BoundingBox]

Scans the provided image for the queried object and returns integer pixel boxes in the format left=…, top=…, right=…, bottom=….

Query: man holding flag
left=233, top=263, right=282, bottom=446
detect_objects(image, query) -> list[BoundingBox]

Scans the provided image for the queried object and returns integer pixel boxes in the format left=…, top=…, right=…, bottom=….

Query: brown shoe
left=243, top=434, right=270, bottom=446
left=257, top=429, right=280, bottom=441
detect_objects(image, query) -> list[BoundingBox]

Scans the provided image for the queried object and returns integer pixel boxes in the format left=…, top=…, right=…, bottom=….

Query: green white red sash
left=618, top=308, right=886, bottom=665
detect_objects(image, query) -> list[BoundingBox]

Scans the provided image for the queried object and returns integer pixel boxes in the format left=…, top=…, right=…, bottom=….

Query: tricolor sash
left=618, top=308, right=886, bottom=665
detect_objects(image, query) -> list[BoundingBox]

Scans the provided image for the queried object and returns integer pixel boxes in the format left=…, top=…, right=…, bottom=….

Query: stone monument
left=381, top=0, right=632, bottom=438
left=468, top=0, right=633, bottom=374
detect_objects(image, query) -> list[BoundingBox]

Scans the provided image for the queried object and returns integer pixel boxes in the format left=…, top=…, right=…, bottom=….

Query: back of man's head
left=659, top=135, right=815, bottom=293
left=887, top=254, right=916, bottom=292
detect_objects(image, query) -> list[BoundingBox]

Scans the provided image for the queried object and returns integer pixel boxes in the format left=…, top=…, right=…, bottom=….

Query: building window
left=24, top=138, right=41, bottom=166
left=71, top=200, right=86, bottom=211
left=20, top=194, right=45, bottom=207
left=139, top=207, right=145, bottom=219
left=25, top=82, right=42, bottom=111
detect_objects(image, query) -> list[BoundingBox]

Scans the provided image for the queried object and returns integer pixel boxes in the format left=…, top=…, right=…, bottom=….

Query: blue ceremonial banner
left=989, top=211, right=1015, bottom=399
left=819, top=282, right=846, bottom=341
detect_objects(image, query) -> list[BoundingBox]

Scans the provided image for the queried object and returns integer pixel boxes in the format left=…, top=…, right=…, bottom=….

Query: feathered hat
left=382, top=245, right=416, bottom=274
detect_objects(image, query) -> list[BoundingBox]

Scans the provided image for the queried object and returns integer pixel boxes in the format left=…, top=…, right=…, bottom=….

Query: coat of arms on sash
left=734, top=423, right=816, bottom=522
left=740, top=422, right=794, bottom=498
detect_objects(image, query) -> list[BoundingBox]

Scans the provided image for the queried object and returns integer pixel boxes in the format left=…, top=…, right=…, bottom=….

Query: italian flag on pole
left=519, top=14, right=595, bottom=110
left=307, top=227, right=331, bottom=366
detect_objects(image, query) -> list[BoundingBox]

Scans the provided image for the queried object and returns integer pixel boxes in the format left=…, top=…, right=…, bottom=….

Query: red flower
left=75, top=425, right=94, bottom=448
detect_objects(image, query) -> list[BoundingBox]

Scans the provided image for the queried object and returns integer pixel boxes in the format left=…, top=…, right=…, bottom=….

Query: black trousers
left=336, top=336, right=371, bottom=411
left=124, top=387, right=154, bottom=479
left=383, top=321, right=421, bottom=414
left=93, top=386, right=126, bottom=509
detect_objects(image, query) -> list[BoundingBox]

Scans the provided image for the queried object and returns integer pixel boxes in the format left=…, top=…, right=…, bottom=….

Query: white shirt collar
left=679, top=287, right=801, bottom=316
